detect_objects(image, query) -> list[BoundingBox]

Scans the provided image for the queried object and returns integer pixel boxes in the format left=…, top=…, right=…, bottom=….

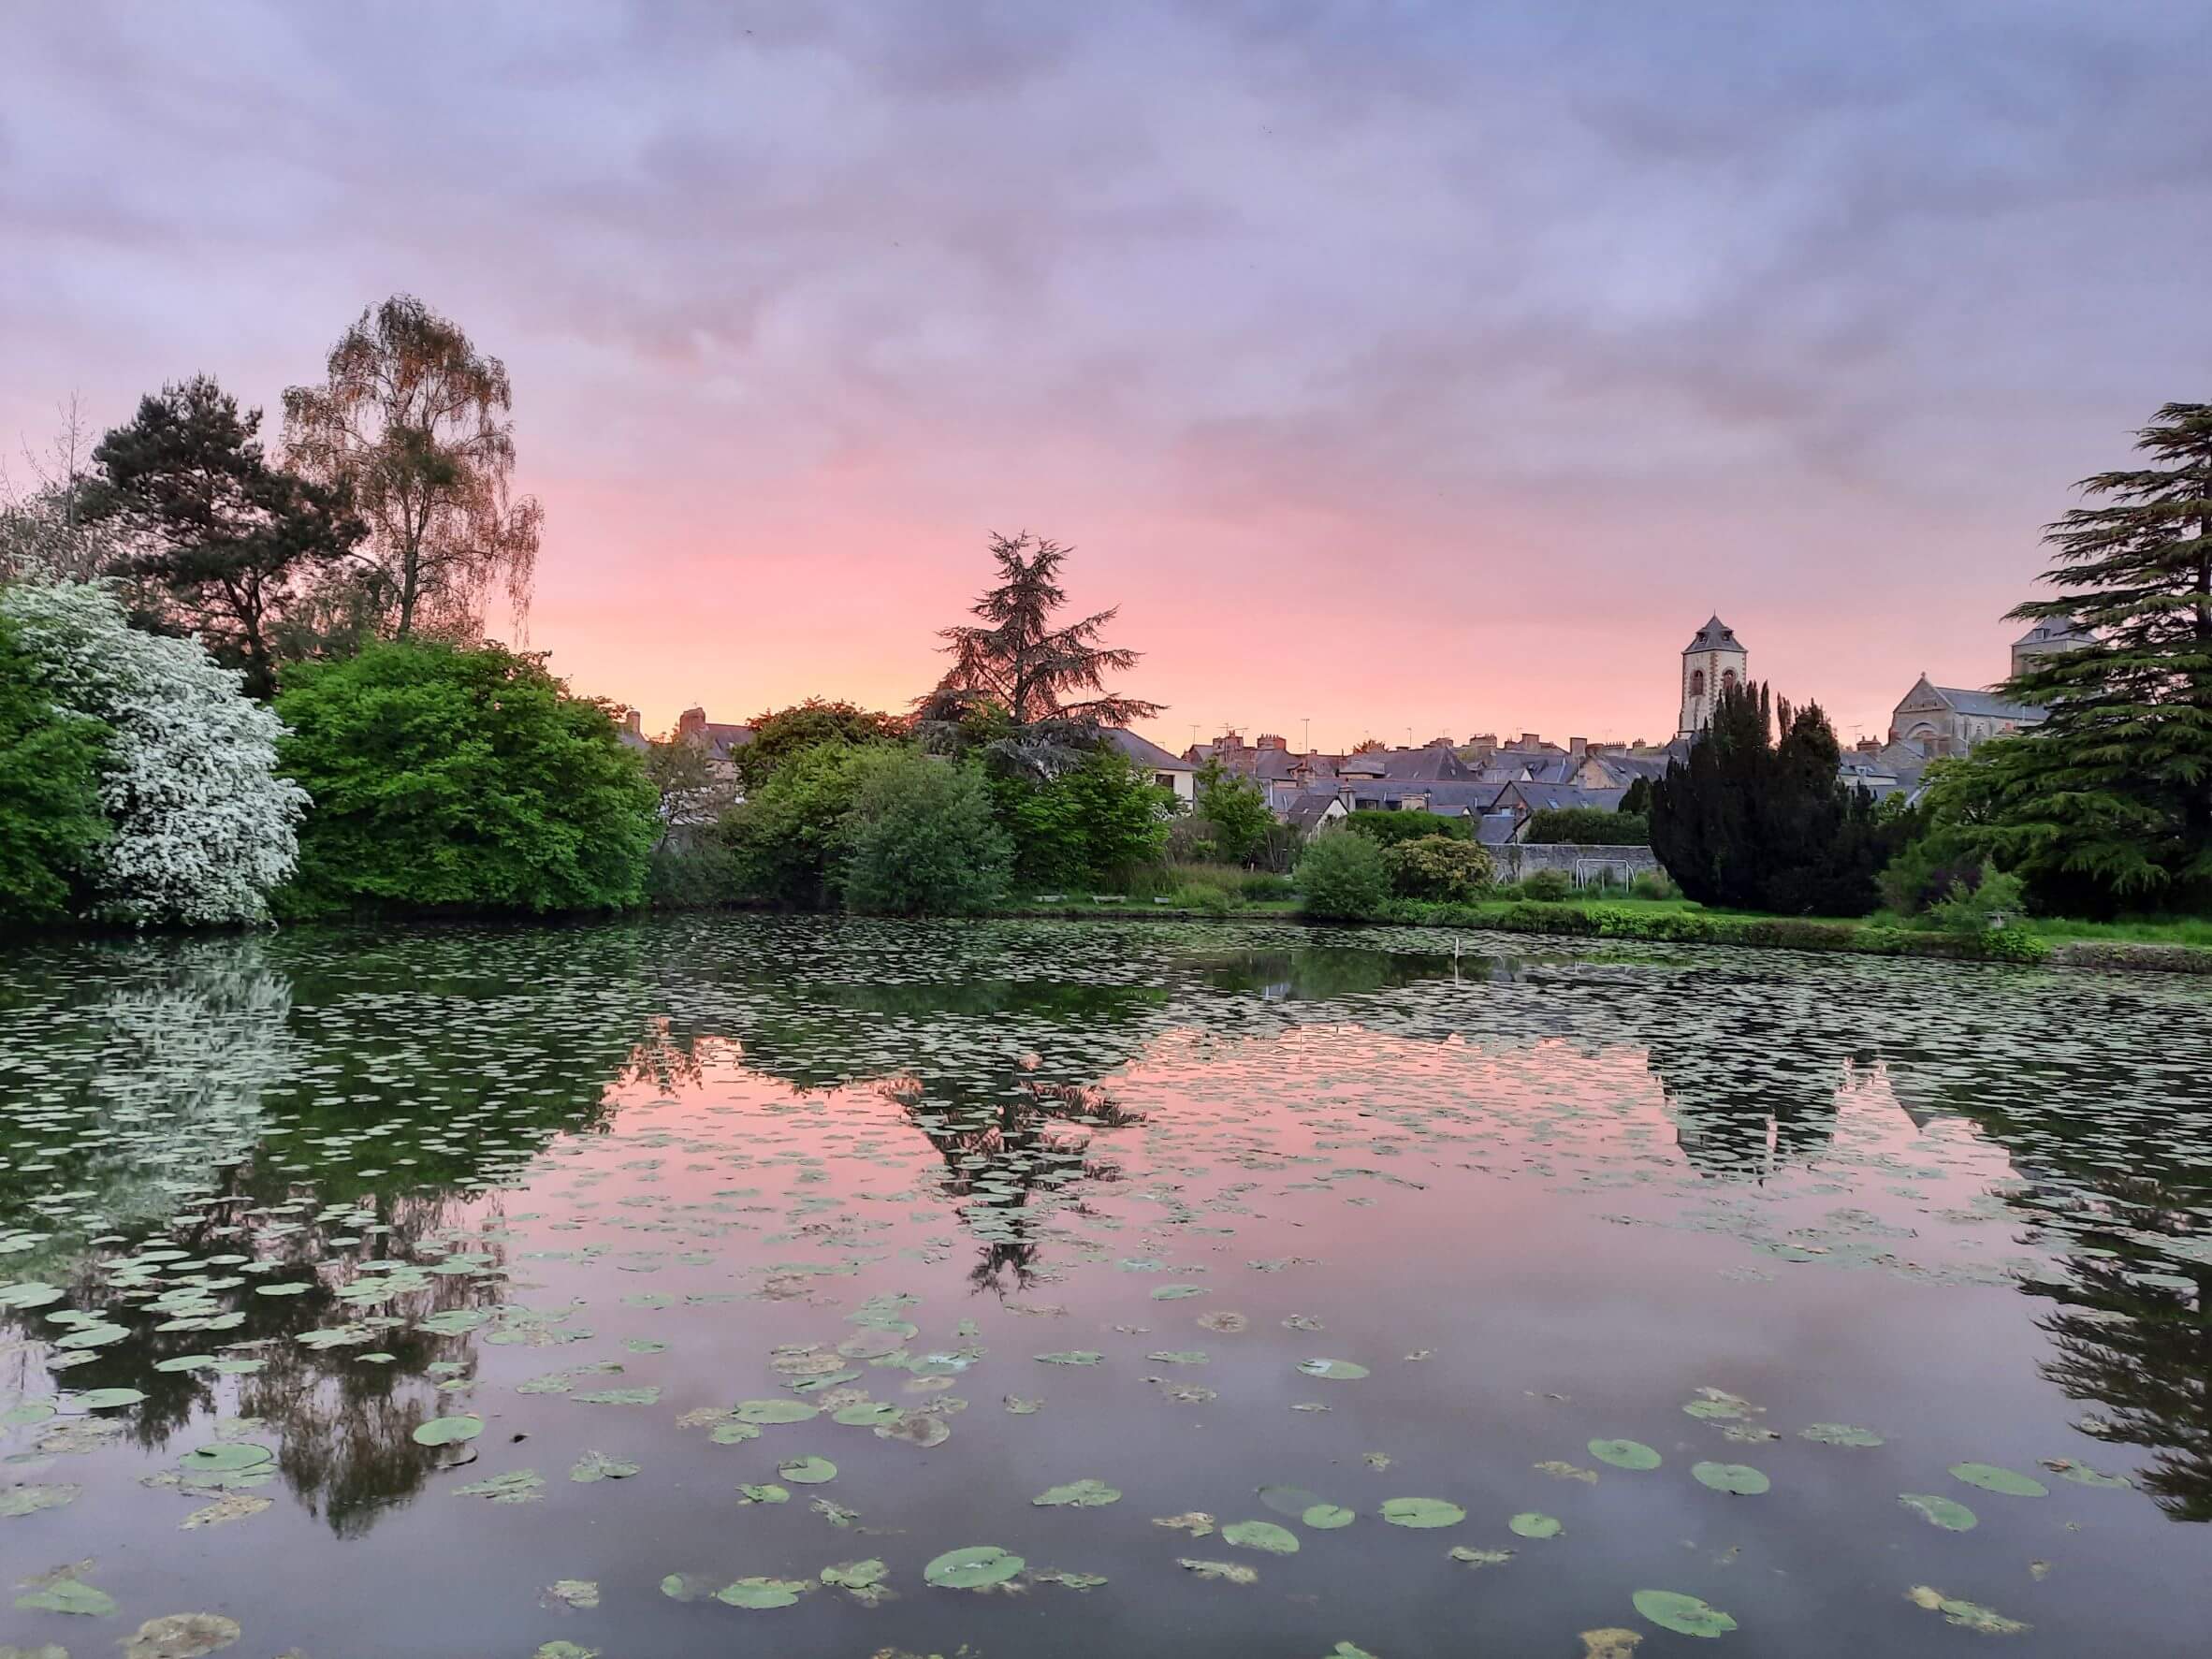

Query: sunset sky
left=6, top=1, right=2208, bottom=751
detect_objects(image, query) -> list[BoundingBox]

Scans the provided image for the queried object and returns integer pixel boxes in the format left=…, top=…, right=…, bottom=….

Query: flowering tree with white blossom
left=0, top=578, right=308, bottom=924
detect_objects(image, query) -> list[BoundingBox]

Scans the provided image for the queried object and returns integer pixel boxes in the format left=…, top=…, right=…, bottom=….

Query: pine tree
left=918, top=531, right=1160, bottom=778
left=1954, top=403, right=2212, bottom=909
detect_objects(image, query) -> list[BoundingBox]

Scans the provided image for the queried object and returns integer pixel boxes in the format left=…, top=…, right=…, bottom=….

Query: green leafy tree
left=843, top=753, right=1012, bottom=916
left=86, top=376, right=365, bottom=698
left=1383, top=835, right=1494, bottom=901
left=732, top=697, right=907, bottom=794
left=994, top=745, right=1171, bottom=889
left=1194, top=758, right=1273, bottom=865
left=1648, top=679, right=1896, bottom=916
left=1619, top=775, right=1655, bottom=815
left=0, top=611, right=109, bottom=923
left=917, top=531, right=1160, bottom=778
left=283, top=295, right=543, bottom=640
left=644, top=735, right=737, bottom=851
left=720, top=740, right=885, bottom=909
left=1296, top=830, right=1390, bottom=921
left=1941, top=402, right=2212, bottom=910
left=275, top=640, right=656, bottom=914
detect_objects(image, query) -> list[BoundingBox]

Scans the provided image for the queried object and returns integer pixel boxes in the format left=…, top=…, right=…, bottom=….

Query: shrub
left=1519, top=868, right=1574, bottom=902
left=5, top=577, right=307, bottom=924
left=842, top=753, right=1011, bottom=916
left=1164, top=814, right=1219, bottom=863
left=276, top=639, right=655, bottom=915
left=994, top=745, right=1171, bottom=889
left=1384, top=835, right=1494, bottom=901
left=1926, top=861, right=2031, bottom=937
left=720, top=740, right=888, bottom=909
left=1628, top=869, right=1679, bottom=901
left=1194, top=760, right=1273, bottom=865
left=0, top=610, right=109, bottom=924
left=1523, top=808, right=1649, bottom=845
left=1297, top=831, right=1390, bottom=921
left=646, top=842, right=745, bottom=909
left=1346, top=809, right=1470, bottom=846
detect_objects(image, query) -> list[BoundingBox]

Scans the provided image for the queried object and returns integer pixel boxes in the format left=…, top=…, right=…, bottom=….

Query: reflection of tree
left=1195, top=947, right=1463, bottom=1002
left=1639, top=990, right=1843, bottom=1180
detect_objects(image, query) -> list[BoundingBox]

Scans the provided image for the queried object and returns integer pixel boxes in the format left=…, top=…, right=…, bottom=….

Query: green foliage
left=732, top=699, right=907, bottom=794
left=1976, top=401, right=2212, bottom=910
left=88, top=375, right=363, bottom=699
left=0, top=611, right=109, bottom=923
left=1926, top=861, right=2031, bottom=938
left=994, top=745, right=1171, bottom=889
left=275, top=640, right=657, bottom=915
left=1649, top=679, right=1900, bottom=916
left=646, top=842, right=744, bottom=909
left=1346, top=809, right=1471, bottom=846
left=720, top=741, right=885, bottom=909
left=643, top=735, right=737, bottom=849
left=1296, top=831, right=1391, bottom=921
left=1383, top=835, right=1493, bottom=901
left=1194, top=759, right=1273, bottom=866
left=1524, top=807, right=1649, bottom=845
left=841, top=753, right=1011, bottom=916
left=1629, top=869, right=1679, bottom=901
left=1518, top=867, right=1574, bottom=901
left=1619, top=775, right=1655, bottom=815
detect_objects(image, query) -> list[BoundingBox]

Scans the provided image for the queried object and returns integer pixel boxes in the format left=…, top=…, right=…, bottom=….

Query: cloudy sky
left=5, top=0, right=2206, bottom=749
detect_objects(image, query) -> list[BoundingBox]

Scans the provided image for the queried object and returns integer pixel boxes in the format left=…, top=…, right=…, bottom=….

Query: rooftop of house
left=1102, top=728, right=1193, bottom=772
left=1490, top=780, right=1630, bottom=815
left=1899, top=675, right=2044, bottom=721
left=2012, top=618, right=2095, bottom=648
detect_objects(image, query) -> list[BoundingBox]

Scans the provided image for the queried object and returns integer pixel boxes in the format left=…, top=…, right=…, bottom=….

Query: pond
left=1, top=915, right=2207, bottom=1657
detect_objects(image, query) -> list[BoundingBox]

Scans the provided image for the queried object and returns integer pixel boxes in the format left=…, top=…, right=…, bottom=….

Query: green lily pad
left=832, top=1402, right=904, bottom=1427
left=1507, top=1511, right=1562, bottom=1538
left=14, top=1579, right=117, bottom=1616
left=709, top=1421, right=762, bottom=1444
left=70, top=1388, right=148, bottom=1411
left=1033, top=1352, right=1103, bottom=1366
left=1223, top=1519, right=1301, bottom=1553
left=1909, top=1586, right=2029, bottom=1634
left=733, top=1399, right=818, bottom=1424
left=1382, top=1497, right=1465, bottom=1529
left=1036, top=1478, right=1120, bottom=1507
left=1691, top=1461, right=1769, bottom=1495
left=821, top=1559, right=889, bottom=1603
left=1296, top=1358, right=1368, bottom=1380
left=779, top=1456, right=837, bottom=1485
left=2048, top=1460, right=2132, bottom=1490
left=1302, top=1503, right=1356, bottom=1529
left=924, top=1546, right=1026, bottom=1589
left=715, top=1577, right=809, bottom=1608
left=570, top=1450, right=639, bottom=1482
left=412, top=1414, right=483, bottom=1447
left=1589, top=1438, right=1662, bottom=1470
left=0, top=1482, right=80, bottom=1517
left=1899, top=1492, right=1978, bottom=1531
left=1948, top=1463, right=2047, bottom=1498
left=1799, top=1423, right=1884, bottom=1447
left=736, top=1483, right=790, bottom=1504
left=453, top=1468, right=545, bottom=1503
left=1634, top=1590, right=1737, bottom=1637
left=179, top=1442, right=274, bottom=1473
left=121, top=1611, right=241, bottom=1659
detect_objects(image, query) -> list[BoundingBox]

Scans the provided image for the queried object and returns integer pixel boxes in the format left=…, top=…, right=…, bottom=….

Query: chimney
left=622, top=708, right=643, bottom=735
left=1520, top=732, right=1540, bottom=749
left=1568, top=736, right=1586, bottom=756
left=1256, top=733, right=1288, bottom=750
left=677, top=706, right=707, bottom=739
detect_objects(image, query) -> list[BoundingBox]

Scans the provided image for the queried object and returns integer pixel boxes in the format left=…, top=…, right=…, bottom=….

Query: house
left=674, top=706, right=756, bottom=769
left=2011, top=618, right=2095, bottom=677
left=1485, top=779, right=1629, bottom=833
left=1284, top=792, right=1348, bottom=833
left=1103, top=729, right=1198, bottom=804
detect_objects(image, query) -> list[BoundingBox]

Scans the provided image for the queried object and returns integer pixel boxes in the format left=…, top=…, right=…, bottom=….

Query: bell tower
left=1679, top=616, right=1747, bottom=739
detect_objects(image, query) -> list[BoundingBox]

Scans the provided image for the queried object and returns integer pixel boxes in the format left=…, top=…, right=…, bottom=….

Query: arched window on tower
left=1721, top=669, right=1739, bottom=692
left=1689, top=670, right=1706, bottom=698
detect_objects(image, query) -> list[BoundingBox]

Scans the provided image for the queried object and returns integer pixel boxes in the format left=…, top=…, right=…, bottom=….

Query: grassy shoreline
left=996, top=893, right=2212, bottom=973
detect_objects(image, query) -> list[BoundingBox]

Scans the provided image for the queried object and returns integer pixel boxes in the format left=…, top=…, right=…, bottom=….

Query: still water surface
left=1, top=916, right=2207, bottom=1656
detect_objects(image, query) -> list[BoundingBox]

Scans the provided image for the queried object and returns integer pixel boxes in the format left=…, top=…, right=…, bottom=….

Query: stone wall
left=1493, top=841, right=1660, bottom=887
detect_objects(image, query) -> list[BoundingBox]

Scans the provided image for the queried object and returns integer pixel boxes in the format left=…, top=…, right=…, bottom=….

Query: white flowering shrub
left=0, top=579, right=309, bottom=924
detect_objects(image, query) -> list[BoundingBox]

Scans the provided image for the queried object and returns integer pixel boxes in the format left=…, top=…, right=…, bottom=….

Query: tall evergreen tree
left=1649, top=679, right=1893, bottom=915
left=86, top=376, right=364, bottom=698
left=917, top=531, right=1160, bottom=778
left=1945, top=402, right=2212, bottom=910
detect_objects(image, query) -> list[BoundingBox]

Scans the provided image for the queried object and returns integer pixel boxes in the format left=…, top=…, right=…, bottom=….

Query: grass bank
left=996, top=891, right=2212, bottom=973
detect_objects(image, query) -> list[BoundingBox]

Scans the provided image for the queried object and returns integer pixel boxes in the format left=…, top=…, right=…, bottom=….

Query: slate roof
left=1489, top=781, right=1630, bottom=816
left=1102, top=729, right=1193, bottom=772
left=1931, top=687, right=2041, bottom=720
left=1683, top=615, right=1743, bottom=654
left=2012, top=618, right=2094, bottom=649
left=1285, top=793, right=1344, bottom=829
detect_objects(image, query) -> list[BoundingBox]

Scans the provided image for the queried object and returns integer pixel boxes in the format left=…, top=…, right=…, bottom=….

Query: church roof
left=1682, top=615, right=1742, bottom=655
left=1933, top=687, right=2043, bottom=720
left=2011, top=618, right=2094, bottom=649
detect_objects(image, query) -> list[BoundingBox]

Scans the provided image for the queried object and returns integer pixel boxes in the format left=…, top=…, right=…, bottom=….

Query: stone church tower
left=1679, top=616, right=1747, bottom=739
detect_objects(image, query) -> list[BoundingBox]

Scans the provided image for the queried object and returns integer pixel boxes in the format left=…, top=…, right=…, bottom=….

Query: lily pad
left=14, top=1579, right=117, bottom=1617
left=411, top=1414, right=484, bottom=1447
left=1296, top=1358, right=1369, bottom=1380
left=715, top=1577, right=809, bottom=1608
left=1382, top=1497, right=1465, bottom=1529
left=1302, top=1503, right=1356, bottom=1529
left=1507, top=1511, right=1563, bottom=1538
left=569, top=1450, right=639, bottom=1482
left=1908, top=1586, right=2029, bottom=1634
left=778, top=1456, right=837, bottom=1485
left=733, top=1399, right=818, bottom=1424
left=736, top=1483, right=790, bottom=1504
left=0, top=1483, right=80, bottom=1517
left=1176, top=1557, right=1258, bottom=1584
left=1035, top=1478, right=1120, bottom=1507
left=122, top=1613, right=242, bottom=1659
left=1223, top=1519, right=1301, bottom=1553
left=1948, top=1463, right=2047, bottom=1498
left=1589, top=1438, right=1662, bottom=1471
left=1033, top=1351, right=1103, bottom=1366
left=1899, top=1492, right=1978, bottom=1531
left=924, top=1545, right=1026, bottom=1589
left=179, top=1442, right=274, bottom=1473
left=70, top=1388, right=148, bottom=1411
left=1633, top=1590, right=1737, bottom=1637
left=1691, top=1461, right=1769, bottom=1495
left=1799, top=1423, right=1884, bottom=1448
